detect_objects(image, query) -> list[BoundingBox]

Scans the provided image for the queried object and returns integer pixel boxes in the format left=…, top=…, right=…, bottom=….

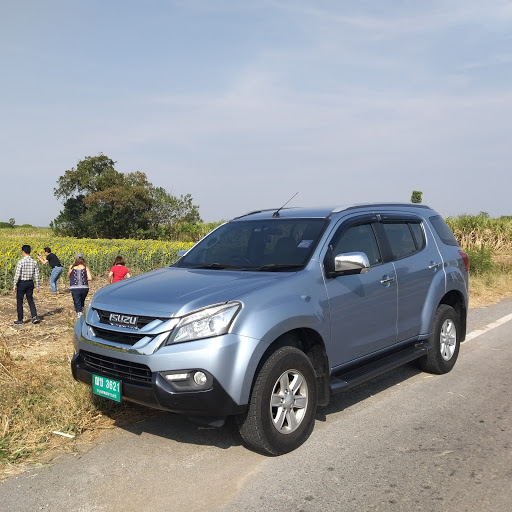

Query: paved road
left=1, top=299, right=511, bottom=512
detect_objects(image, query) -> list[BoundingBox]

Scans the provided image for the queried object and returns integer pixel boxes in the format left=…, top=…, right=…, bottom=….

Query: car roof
left=232, top=203, right=433, bottom=221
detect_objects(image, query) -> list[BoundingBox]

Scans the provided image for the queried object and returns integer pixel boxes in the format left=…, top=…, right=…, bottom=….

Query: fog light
left=193, top=371, right=207, bottom=386
left=165, top=373, right=188, bottom=382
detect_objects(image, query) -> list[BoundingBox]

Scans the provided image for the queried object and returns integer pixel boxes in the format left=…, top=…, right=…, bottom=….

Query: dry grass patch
left=469, top=254, right=512, bottom=308
left=1, top=337, right=101, bottom=467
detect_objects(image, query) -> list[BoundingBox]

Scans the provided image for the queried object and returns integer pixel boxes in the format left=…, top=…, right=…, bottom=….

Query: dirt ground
left=0, top=275, right=108, bottom=350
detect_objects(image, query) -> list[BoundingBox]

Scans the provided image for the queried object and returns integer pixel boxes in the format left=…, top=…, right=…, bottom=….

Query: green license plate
left=92, top=374, right=121, bottom=402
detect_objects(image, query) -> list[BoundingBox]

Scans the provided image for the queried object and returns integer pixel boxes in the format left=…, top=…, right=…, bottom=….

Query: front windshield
left=174, top=218, right=328, bottom=271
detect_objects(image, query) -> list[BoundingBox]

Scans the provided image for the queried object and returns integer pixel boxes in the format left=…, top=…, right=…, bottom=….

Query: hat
left=75, top=253, right=84, bottom=259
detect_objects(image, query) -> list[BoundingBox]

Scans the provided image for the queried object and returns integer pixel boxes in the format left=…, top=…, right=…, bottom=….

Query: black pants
left=17, top=280, right=37, bottom=321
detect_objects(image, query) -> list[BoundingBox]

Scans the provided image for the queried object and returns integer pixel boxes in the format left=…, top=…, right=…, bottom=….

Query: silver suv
left=71, top=203, right=469, bottom=455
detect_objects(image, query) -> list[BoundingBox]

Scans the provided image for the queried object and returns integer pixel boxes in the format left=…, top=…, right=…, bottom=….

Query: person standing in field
left=108, top=256, right=131, bottom=284
left=67, top=253, right=93, bottom=318
left=37, top=247, right=63, bottom=295
left=12, top=244, right=40, bottom=325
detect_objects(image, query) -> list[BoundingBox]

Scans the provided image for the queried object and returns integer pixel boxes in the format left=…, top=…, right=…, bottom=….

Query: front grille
left=94, top=309, right=164, bottom=330
left=80, top=350, right=152, bottom=386
left=92, top=326, right=151, bottom=346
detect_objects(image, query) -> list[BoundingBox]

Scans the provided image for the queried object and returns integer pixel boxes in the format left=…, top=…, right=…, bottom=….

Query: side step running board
left=330, top=341, right=431, bottom=394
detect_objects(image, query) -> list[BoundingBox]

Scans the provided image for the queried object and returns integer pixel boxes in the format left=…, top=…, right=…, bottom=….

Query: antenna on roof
left=273, top=192, right=298, bottom=217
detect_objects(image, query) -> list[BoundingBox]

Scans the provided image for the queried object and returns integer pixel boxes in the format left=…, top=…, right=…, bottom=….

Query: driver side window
left=331, top=223, right=382, bottom=266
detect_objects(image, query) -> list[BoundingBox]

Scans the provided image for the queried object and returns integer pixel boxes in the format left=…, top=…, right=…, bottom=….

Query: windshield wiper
left=191, top=263, right=244, bottom=270
left=255, top=264, right=303, bottom=272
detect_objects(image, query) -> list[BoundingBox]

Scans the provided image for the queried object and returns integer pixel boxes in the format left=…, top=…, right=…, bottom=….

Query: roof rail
left=331, top=202, right=431, bottom=215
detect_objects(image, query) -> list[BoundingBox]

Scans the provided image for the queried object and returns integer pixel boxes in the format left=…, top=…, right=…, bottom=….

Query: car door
left=324, top=217, right=398, bottom=367
left=379, top=215, right=443, bottom=342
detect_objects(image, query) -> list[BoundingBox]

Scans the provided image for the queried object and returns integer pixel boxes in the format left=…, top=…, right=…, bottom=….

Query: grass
left=468, top=253, right=512, bottom=308
left=0, top=344, right=94, bottom=464
left=446, top=214, right=512, bottom=252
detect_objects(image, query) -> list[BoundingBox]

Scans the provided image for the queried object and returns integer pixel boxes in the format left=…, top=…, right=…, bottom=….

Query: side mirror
left=333, top=252, right=370, bottom=276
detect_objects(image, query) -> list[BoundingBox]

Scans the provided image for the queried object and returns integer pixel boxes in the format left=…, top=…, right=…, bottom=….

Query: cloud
left=274, top=0, right=512, bottom=34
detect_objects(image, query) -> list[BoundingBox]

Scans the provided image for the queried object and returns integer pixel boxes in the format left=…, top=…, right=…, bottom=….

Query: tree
left=52, top=154, right=201, bottom=239
left=411, top=190, right=423, bottom=204
left=8, top=218, right=15, bottom=227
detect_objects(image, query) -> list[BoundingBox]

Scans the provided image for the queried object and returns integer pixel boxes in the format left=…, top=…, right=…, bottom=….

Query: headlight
left=166, top=302, right=241, bottom=344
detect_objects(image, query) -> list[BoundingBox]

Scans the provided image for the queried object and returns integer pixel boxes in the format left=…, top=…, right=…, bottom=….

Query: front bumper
left=71, top=351, right=246, bottom=416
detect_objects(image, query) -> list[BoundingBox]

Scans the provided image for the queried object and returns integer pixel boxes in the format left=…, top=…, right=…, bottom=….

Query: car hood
left=90, top=267, right=291, bottom=317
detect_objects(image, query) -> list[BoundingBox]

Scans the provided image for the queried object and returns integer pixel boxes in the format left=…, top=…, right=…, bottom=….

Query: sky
left=1, top=0, right=511, bottom=226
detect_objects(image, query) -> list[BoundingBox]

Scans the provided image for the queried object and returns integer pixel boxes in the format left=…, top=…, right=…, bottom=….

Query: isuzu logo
left=109, top=313, right=138, bottom=328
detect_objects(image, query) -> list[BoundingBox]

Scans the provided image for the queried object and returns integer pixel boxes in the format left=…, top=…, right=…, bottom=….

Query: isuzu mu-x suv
left=72, top=203, right=469, bottom=455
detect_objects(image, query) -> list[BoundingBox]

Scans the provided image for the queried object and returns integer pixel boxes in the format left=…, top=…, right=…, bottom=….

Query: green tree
left=411, top=190, right=423, bottom=204
left=52, top=154, right=201, bottom=239
left=8, top=218, right=15, bottom=227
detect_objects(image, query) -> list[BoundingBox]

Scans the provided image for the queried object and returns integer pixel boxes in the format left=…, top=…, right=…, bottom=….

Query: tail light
left=458, top=250, right=470, bottom=271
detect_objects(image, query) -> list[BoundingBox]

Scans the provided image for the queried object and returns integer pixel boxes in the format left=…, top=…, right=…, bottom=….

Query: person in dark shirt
left=67, top=253, right=93, bottom=318
left=37, top=247, right=63, bottom=295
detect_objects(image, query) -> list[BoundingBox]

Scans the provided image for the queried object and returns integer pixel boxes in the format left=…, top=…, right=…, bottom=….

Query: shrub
left=466, top=246, right=494, bottom=275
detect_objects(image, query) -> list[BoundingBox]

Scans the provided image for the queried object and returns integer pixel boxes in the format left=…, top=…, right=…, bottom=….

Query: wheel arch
left=438, top=290, right=467, bottom=342
left=253, top=328, right=330, bottom=408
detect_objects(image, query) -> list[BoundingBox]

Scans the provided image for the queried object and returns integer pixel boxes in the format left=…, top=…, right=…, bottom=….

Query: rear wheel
left=420, top=304, right=460, bottom=374
left=237, top=346, right=317, bottom=455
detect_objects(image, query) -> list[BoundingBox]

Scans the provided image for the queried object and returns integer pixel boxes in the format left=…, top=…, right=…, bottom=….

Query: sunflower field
left=0, top=228, right=193, bottom=293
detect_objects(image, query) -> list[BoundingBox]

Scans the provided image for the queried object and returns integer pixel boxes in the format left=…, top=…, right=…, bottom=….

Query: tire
left=420, top=304, right=460, bottom=374
left=237, top=346, right=317, bottom=455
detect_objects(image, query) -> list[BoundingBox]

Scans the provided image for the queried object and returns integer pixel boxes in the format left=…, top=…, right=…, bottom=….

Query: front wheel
left=237, top=346, right=317, bottom=455
left=420, top=304, right=460, bottom=374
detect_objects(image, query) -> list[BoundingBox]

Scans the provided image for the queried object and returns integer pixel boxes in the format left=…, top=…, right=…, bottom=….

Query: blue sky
left=1, top=0, right=511, bottom=226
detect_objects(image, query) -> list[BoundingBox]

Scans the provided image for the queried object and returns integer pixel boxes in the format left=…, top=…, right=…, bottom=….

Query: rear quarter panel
left=420, top=219, right=469, bottom=335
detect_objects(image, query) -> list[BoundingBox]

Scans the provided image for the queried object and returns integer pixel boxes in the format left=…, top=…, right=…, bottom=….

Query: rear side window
left=382, top=222, right=418, bottom=259
left=429, top=215, right=459, bottom=246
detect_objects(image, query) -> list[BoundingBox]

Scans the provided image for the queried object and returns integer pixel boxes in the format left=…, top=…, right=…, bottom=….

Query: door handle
left=428, top=261, right=442, bottom=270
left=380, top=276, right=396, bottom=286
